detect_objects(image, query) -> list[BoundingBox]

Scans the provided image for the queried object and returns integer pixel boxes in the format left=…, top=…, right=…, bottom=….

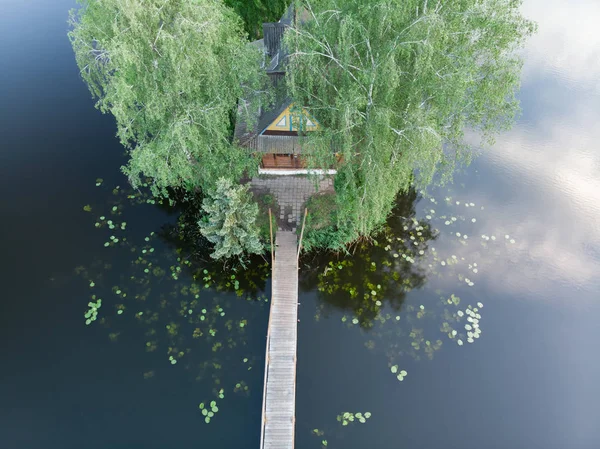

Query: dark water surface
left=1, top=1, right=599, bottom=449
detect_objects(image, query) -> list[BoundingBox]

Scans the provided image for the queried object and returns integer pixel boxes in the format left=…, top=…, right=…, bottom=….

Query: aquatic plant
left=77, top=179, right=271, bottom=423
left=336, top=411, right=372, bottom=426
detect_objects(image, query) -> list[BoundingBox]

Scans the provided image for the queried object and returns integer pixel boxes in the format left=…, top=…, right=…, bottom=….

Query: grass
left=253, top=191, right=277, bottom=246
left=304, top=192, right=336, bottom=231
left=301, top=192, right=352, bottom=251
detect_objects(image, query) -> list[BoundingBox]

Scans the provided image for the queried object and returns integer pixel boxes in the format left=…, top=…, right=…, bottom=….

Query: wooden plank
left=260, top=230, right=298, bottom=449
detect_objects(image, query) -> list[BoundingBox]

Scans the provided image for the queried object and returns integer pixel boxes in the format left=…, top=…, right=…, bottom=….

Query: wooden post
left=269, top=208, right=274, bottom=265
left=297, top=208, right=308, bottom=262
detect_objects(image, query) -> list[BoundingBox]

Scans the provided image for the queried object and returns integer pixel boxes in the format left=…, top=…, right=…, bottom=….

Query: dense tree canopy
left=198, top=178, right=264, bottom=262
left=69, top=0, right=535, bottom=255
left=69, top=0, right=269, bottom=196
left=224, top=0, right=289, bottom=38
left=285, top=0, right=536, bottom=245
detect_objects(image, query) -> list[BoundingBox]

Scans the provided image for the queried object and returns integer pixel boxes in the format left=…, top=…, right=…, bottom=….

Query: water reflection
left=300, top=188, right=436, bottom=327
left=74, top=181, right=272, bottom=423
left=521, top=0, right=600, bottom=88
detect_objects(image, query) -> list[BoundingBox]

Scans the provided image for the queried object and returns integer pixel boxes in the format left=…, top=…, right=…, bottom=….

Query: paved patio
left=250, top=175, right=334, bottom=231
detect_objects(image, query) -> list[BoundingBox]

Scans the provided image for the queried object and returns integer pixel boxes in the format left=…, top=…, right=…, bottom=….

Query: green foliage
left=336, top=411, right=372, bottom=426
left=199, top=398, right=221, bottom=424
left=69, top=0, right=268, bottom=197
left=252, top=191, right=277, bottom=243
left=84, top=296, right=102, bottom=325
left=224, top=0, right=290, bottom=39
left=286, top=0, right=536, bottom=245
left=302, top=189, right=436, bottom=330
left=301, top=191, right=345, bottom=250
left=198, top=178, right=264, bottom=262
left=391, top=366, right=408, bottom=381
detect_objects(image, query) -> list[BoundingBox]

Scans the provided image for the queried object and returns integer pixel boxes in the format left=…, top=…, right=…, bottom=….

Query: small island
left=69, top=2, right=534, bottom=446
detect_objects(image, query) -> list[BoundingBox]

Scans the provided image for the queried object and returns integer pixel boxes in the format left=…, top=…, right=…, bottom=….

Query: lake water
left=1, top=1, right=599, bottom=448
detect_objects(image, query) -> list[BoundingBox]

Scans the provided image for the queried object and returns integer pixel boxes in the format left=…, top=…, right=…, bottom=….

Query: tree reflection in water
left=76, top=181, right=272, bottom=423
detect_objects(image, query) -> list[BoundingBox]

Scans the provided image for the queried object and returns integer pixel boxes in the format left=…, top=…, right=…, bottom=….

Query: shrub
left=198, top=178, right=264, bottom=262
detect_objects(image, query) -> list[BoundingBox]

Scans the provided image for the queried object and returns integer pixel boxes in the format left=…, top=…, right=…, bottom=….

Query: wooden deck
left=260, top=231, right=298, bottom=449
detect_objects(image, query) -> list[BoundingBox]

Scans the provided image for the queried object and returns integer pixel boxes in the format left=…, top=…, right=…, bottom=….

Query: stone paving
left=250, top=175, right=334, bottom=231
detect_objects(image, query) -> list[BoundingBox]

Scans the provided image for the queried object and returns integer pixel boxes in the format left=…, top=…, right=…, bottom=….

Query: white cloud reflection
left=422, top=0, right=600, bottom=303
left=521, top=0, right=600, bottom=90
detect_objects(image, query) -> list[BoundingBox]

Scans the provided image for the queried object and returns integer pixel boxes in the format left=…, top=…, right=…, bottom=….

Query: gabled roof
left=234, top=4, right=308, bottom=146
left=257, top=98, right=293, bottom=135
left=234, top=92, right=292, bottom=145
left=280, top=3, right=294, bottom=25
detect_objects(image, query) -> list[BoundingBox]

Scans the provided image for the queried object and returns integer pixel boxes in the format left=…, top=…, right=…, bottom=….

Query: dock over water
left=260, top=230, right=298, bottom=449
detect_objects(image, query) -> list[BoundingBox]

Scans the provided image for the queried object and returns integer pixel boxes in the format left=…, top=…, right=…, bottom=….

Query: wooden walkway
left=260, top=230, right=298, bottom=449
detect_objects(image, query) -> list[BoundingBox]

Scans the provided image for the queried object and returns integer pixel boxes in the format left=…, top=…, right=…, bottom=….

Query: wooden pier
left=260, top=230, right=299, bottom=449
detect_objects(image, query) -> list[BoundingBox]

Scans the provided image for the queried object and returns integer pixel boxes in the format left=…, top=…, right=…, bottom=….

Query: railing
left=269, top=208, right=274, bottom=264
left=259, top=210, right=303, bottom=449
left=259, top=209, right=275, bottom=449
left=297, top=208, right=308, bottom=262
left=253, top=135, right=303, bottom=154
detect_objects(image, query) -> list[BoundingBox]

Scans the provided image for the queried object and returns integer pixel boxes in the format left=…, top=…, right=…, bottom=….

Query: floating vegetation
left=84, top=296, right=101, bottom=325
left=336, top=411, right=372, bottom=426
left=199, top=399, right=221, bottom=424
left=390, top=365, right=408, bottom=381
left=77, top=177, right=272, bottom=425
left=300, top=187, right=507, bottom=444
left=77, top=178, right=512, bottom=445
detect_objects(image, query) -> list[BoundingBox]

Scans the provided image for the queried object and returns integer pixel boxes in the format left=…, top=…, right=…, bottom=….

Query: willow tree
left=69, top=0, right=269, bottom=197
left=224, top=0, right=289, bottom=39
left=286, top=0, right=536, bottom=247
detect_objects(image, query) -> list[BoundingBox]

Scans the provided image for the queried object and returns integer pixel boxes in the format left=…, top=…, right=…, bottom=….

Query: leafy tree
left=198, top=178, right=264, bottom=262
left=286, top=0, right=536, bottom=246
left=69, top=0, right=269, bottom=197
left=300, top=188, right=436, bottom=326
left=224, top=0, right=290, bottom=39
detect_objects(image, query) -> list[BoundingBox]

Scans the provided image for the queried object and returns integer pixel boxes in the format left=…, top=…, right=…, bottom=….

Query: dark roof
left=234, top=89, right=291, bottom=143
left=234, top=4, right=297, bottom=146
left=263, top=23, right=286, bottom=57
left=263, top=4, right=294, bottom=71
left=256, top=97, right=292, bottom=135
left=280, top=3, right=294, bottom=25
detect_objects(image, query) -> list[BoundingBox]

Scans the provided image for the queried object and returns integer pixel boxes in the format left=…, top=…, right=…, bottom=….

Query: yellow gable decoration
left=265, top=103, right=320, bottom=133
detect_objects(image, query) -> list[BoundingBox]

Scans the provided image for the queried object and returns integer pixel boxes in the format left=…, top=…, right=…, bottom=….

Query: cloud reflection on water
left=423, top=0, right=600, bottom=303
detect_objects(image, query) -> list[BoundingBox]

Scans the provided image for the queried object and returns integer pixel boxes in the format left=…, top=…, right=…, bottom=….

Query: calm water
left=1, top=1, right=599, bottom=448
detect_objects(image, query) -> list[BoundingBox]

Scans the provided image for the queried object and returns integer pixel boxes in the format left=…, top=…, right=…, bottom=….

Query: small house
left=234, top=6, right=336, bottom=175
